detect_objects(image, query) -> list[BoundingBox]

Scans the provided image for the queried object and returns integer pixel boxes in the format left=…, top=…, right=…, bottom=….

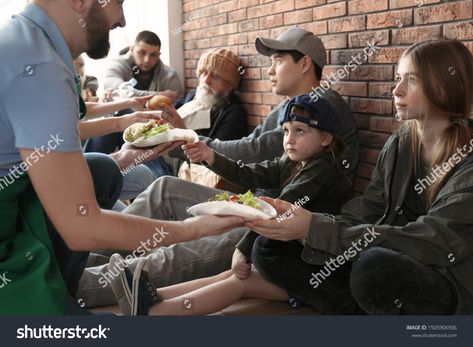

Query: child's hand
left=231, top=248, right=251, bottom=280
left=183, top=141, right=215, bottom=165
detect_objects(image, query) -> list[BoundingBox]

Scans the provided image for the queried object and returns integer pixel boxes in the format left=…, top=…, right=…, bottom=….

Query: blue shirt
left=0, top=4, right=82, bottom=178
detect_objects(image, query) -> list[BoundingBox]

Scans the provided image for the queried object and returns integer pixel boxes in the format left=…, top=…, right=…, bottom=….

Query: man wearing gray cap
left=78, top=27, right=360, bottom=309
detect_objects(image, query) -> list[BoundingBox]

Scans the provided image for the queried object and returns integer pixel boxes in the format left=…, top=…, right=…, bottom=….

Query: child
left=109, top=94, right=353, bottom=315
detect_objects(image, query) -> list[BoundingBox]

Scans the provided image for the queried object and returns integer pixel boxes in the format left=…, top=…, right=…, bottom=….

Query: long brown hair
left=403, top=38, right=473, bottom=205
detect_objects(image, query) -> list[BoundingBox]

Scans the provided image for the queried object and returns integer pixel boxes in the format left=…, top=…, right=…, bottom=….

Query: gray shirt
left=103, top=55, right=184, bottom=97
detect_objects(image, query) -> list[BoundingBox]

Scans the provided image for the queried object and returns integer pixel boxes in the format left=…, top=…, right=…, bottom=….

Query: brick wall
left=181, top=0, right=473, bottom=193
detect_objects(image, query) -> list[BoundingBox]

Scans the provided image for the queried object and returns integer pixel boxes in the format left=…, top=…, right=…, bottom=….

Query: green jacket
left=207, top=151, right=352, bottom=258
left=304, top=126, right=473, bottom=314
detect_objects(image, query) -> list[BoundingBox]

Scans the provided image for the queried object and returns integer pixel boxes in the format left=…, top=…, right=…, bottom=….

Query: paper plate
left=125, top=128, right=199, bottom=148
left=187, top=199, right=277, bottom=220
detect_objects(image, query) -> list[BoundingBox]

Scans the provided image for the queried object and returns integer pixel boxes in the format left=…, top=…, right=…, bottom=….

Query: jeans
left=252, top=237, right=458, bottom=315
left=47, top=153, right=123, bottom=299
left=144, top=157, right=174, bottom=178
left=78, top=176, right=248, bottom=308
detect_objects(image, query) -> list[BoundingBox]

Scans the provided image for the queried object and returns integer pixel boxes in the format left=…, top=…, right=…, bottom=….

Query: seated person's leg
left=252, top=236, right=363, bottom=314
left=350, top=247, right=457, bottom=315
left=144, top=157, right=174, bottom=178
left=48, top=153, right=123, bottom=296
left=77, top=176, right=247, bottom=308
left=119, top=164, right=156, bottom=201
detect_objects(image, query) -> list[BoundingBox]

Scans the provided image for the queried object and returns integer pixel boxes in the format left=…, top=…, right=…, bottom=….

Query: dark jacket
left=206, top=150, right=352, bottom=258
left=175, top=89, right=248, bottom=141
left=304, top=126, right=473, bottom=314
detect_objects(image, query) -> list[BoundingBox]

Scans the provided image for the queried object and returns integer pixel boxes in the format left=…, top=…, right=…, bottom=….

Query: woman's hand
left=182, top=141, right=215, bottom=165
left=182, top=215, right=245, bottom=239
left=245, top=197, right=312, bottom=241
left=158, top=104, right=186, bottom=129
left=231, top=248, right=251, bottom=280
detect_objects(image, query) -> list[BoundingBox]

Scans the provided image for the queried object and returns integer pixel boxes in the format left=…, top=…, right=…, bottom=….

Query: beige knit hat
left=196, top=48, right=241, bottom=90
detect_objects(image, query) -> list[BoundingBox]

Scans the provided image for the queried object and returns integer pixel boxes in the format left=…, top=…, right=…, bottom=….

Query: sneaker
left=108, top=254, right=162, bottom=315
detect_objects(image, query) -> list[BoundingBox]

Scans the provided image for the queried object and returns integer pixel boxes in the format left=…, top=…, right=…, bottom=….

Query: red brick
left=241, top=67, right=261, bottom=80
left=354, top=113, right=371, bottom=129
left=247, top=115, right=263, bottom=127
left=284, top=9, right=313, bottom=24
left=259, top=14, right=283, bottom=29
left=357, top=163, right=376, bottom=180
left=331, top=81, right=368, bottom=97
left=369, top=82, right=396, bottom=98
left=248, top=1, right=295, bottom=19
left=370, top=116, right=402, bottom=133
left=239, top=92, right=262, bottom=104
left=444, top=21, right=473, bottom=41
left=389, top=0, right=439, bottom=9
left=415, top=1, right=473, bottom=25
left=351, top=98, right=393, bottom=115
left=348, top=30, right=389, bottom=47
left=248, top=30, right=271, bottom=44
left=313, top=2, right=347, bottom=20
left=392, top=25, right=442, bottom=44
left=218, top=0, right=238, bottom=13
left=360, top=148, right=382, bottom=165
left=241, top=80, right=271, bottom=92
left=227, top=33, right=248, bottom=45
left=296, top=0, right=326, bottom=9
left=320, top=33, right=347, bottom=49
left=368, top=47, right=406, bottom=64
left=238, top=0, right=259, bottom=9
left=238, top=19, right=259, bottom=32
left=367, top=9, right=412, bottom=29
left=229, top=9, right=247, bottom=22
left=263, top=93, right=287, bottom=106
left=347, top=65, right=394, bottom=81
left=301, top=21, right=328, bottom=35
left=328, top=16, right=366, bottom=33
left=349, top=0, right=388, bottom=15
left=358, top=130, right=391, bottom=148
left=245, top=104, right=272, bottom=116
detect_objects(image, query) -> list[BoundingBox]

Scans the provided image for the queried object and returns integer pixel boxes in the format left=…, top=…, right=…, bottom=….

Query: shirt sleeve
left=2, top=62, right=81, bottom=152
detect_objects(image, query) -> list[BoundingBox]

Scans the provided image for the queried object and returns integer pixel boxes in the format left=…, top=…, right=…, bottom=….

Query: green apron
left=0, top=174, right=67, bottom=314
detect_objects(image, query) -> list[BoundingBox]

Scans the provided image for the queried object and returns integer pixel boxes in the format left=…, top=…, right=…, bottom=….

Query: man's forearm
left=85, top=100, right=133, bottom=117
left=79, top=118, right=120, bottom=140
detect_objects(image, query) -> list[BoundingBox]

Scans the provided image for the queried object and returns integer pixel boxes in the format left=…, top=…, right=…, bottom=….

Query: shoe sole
left=109, top=254, right=133, bottom=315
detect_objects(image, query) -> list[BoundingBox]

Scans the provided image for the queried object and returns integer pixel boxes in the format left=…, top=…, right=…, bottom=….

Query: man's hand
left=231, top=248, right=251, bottom=280
left=128, top=95, right=154, bottom=111
left=182, top=141, right=215, bottom=165
left=111, top=141, right=185, bottom=169
left=158, top=104, right=186, bottom=129
left=182, top=215, right=244, bottom=239
left=245, top=197, right=312, bottom=241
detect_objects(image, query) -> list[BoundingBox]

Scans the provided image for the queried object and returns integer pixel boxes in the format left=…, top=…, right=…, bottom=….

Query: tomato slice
left=230, top=195, right=239, bottom=202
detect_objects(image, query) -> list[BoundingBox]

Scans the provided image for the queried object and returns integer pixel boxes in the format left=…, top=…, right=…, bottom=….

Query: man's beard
left=85, top=3, right=111, bottom=59
left=195, top=84, right=221, bottom=107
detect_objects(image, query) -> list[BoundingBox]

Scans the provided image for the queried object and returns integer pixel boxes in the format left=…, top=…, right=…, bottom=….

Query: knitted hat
left=196, top=48, right=241, bottom=90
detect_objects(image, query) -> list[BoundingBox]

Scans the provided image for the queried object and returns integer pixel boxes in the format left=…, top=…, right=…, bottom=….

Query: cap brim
left=255, top=37, right=295, bottom=56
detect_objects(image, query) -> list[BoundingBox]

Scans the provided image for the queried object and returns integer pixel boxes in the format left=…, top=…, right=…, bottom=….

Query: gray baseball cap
left=255, top=27, right=326, bottom=70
